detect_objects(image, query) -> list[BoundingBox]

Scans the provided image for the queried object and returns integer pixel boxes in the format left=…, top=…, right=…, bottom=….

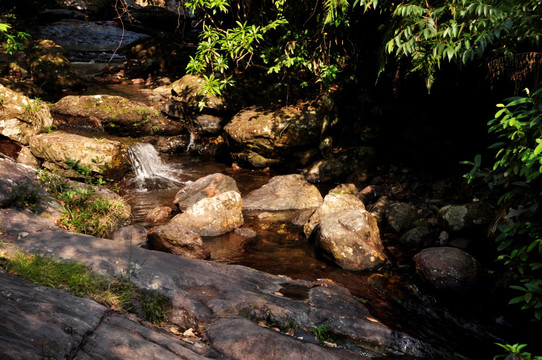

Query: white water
left=127, top=143, right=183, bottom=191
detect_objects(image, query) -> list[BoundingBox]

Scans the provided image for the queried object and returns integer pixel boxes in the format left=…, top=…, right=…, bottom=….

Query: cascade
left=127, top=143, right=182, bottom=191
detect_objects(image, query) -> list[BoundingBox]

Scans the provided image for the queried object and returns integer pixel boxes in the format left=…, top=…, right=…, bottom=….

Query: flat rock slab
left=208, top=317, right=370, bottom=360
left=0, top=270, right=209, bottom=360
left=6, top=230, right=444, bottom=358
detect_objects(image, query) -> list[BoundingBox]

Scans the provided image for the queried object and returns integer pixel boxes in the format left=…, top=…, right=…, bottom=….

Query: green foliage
left=494, top=343, right=542, bottom=360
left=464, top=85, right=542, bottom=322
left=9, top=180, right=43, bottom=212
left=0, top=251, right=136, bottom=312
left=185, top=0, right=355, bottom=99
left=0, top=14, right=30, bottom=55
left=141, top=292, right=170, bottom=325
left=310, top=324, right=334, bottom=343
left=357, top=0, right=542, bottom=90
left=38, top=169, right=128, bottom=237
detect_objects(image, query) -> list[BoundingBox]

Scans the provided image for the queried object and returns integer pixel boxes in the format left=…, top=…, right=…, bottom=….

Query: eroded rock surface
left=51, top=95, right=184, bottom=137
left=315, top=209, right=388, bottom=271
left=29, top=132, right=130, bottom=180
left=243, top=174, right=323, bottom=211
left=148, top=223, right=211, bottom=259
left=0, top=84, right=54, bottom=145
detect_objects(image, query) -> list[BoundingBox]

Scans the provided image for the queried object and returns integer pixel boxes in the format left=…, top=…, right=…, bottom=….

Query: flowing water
left=120, top=144, right=527, bottom=359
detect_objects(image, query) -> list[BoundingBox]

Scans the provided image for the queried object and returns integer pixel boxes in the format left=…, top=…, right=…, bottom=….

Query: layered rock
left=29, top=132, right=130, bottom=180
left=0, top=84, right=54, bottom=145
left=51, top=95, right=184, bottom=137
left=224, top=105, right=324, bottom=168
left=315, top=209, right=388, bottom=271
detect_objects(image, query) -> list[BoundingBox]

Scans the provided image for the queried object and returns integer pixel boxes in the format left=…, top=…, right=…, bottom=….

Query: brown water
left=120, top=152, right=522, bottom=359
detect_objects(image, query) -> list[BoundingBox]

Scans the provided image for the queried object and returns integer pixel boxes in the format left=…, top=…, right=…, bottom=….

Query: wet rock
left=368, top=195, right=390, bottom=224
left=145, top=206, right=173, bottom=224
left=170, top=191, right=244, bottom=237
left=234, top=227, right=257, bottom=238
left=225, top=105, right=324, bottom=168
left=148, top=223, right=210, bottom=259
left=29, top=133, right=130, bottom=180
left=439, top=202, right=493, bottom=232
left=148, top=135, right=190, bottom=153
left=174, top=173, right=239, bottom=211
left=386, top=202, right=417, bottom=233
left=16, top=146, right=41, bottom=168
left=12, top=231, right=443, bottom=358
left=243, top=174, right=323, bottom=211
left=28, top=40, right=84, bottom=91
left=303, top=189, right=366, bottom=238
left=305, top=146, right=376, bottom=183
left=315, top=209, right=388, bottom=271
left=51, top=95, right=184, bottom=137
left=413, top=246, right=481, bottom=293
left=193, top=113, right=225, bottom=136
left=0, top=84, right=54, bottom=145
left=207, top=317, right=370, bottom=360
left=399, top=226, right=434, bottom=249
left=111, top=225, right=148, bottom=247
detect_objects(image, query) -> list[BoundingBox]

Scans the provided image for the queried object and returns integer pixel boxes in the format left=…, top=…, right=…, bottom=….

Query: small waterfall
left=127, top=143, right=182, bottom=191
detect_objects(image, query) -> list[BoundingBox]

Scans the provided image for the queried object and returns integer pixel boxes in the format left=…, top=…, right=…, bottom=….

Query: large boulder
left=148, top=223, right=211, bottom=259
left=29, top=133, right=130, bottom=180
left=170, top=191, right=244, bottom=237
left=28, top=40, right=84, bottom=91
left=0, top=84, right=54, bottom=145
left=174, top=173, right=239, bottom=211
left=303, top=189, right=366, bottom=238
left=243, top=174, right=323, bottom=211
left=50, top=95, right=185, bottom=137
left=157, top=74, right=227, bottom=115
left=413, top=247, right=481, bottom=293
left=224, top=105, right=324, bottom=168
left=315, top=209, right=388, bottom=271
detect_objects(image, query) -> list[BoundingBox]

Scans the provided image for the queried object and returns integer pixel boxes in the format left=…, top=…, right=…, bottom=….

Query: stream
left=28, top=18, right=537, bottom=359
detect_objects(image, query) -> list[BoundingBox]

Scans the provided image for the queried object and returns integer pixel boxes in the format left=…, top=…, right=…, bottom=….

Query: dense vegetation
left=2, top=0, right=542, bottom=357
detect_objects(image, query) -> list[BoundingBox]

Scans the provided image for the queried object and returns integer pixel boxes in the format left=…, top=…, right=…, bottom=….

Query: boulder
left=0, top=84, right=54, bottom=145
left=398, top=226, right=434, bottom=249
left=111, top=225, right=148, bottom=248
left=148, top=223, right=210, bottom=259
left=174, top=173, right=239, bottom=211
left=170, top=191, right=244, bottom=237
left=413, top=246, right=481, bottom=293
left=145, top=206, right=174, bottom=224
left=315, top=209, right=388, bottom=271
left=439, top=202, right=492, bottom=232
left=157, top=74, right=227, bottom=114
left=305, top=146, right=376, bottom=183
left=16, top=146, right=41, bottom=168
left=243, top=174, right=323, bottom=211
left=50, top=95, right=185, bottom=137
left=303, top=190, right=366, bottom=238
left=29, top=133, right=130, bottom=180
left=28, top=40, right=84, bottom=91
left=193, top=113, right=225, bottom=136
left=386, top=202, right=417, bottom=233
left=224, top=105, right=324, bottom=168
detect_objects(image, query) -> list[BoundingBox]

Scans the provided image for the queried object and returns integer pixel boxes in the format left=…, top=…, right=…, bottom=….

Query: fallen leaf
left=183, top=328, right=196, bottom=337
